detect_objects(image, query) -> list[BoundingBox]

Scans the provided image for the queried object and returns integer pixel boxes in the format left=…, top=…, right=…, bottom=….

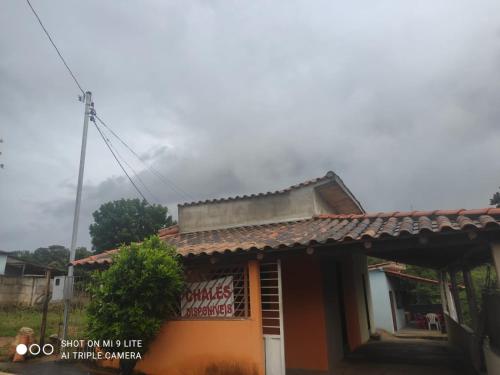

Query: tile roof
left=380, top=269, right=439, bottom=285
left=178, top=170, right=361, bottom=208
left=72, top=208, right=500, bottom=266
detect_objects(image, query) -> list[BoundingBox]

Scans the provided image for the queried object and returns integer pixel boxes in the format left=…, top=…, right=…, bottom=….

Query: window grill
left=176, top=263, right=250, bottom=319
left=260, top=261, right=282, bottom=335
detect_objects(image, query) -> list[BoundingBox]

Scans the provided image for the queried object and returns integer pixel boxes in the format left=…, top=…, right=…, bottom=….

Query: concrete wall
left=341, top=255, right=363, bottom=351
left=282, top=254, right=329, bottom=373
left=134, top=260, right=265, bottom=375
left=179, top=184, right=331, bottom=233
left=0, top=276, right=48, bottom=306
left=484, top=337, right=500, bottom=375
left=445, top=314, right=483, bottom=373
left=0, top=255, right=6, bottom=275
left=322, top=259, right=346, bottom=370
left=387, top=277, right=406, bottom=331
left=351, top=253, right=373, bottom=342
left=368, top=270, right=405, bottom=333
left=321, top=253, right=373, bottom=373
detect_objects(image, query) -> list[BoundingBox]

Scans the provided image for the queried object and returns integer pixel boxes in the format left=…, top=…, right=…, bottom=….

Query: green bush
left=86, top=236, right=184, bottom=374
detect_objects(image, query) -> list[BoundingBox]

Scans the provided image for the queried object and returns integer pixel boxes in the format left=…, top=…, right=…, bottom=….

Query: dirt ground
left=0, top=356, right=118, bottom=375
left=0, top=333, right=472, bottom=375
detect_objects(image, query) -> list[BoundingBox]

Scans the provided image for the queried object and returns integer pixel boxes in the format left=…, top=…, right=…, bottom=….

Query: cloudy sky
left=2, top=1, right=500, bottom=251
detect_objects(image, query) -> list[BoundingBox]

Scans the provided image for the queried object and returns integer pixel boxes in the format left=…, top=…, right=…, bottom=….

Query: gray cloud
left=2, top=0, right=500, bottom=251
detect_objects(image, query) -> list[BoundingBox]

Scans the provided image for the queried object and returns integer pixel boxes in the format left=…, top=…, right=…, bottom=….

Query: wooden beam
left=491, top=242, right=500, bottom=289
left=462, top=267, right=479, bottom=331
left=449, top=269, right=464, bottom=324
left=438, top=271, right=449, bottom=314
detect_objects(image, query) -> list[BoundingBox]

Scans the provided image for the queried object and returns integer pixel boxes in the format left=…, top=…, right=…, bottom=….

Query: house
left=0, top=250, right=65, bottom=306
left=368, top=262, right=443, bottom=333
left=74, top=171, right=500, bottom=375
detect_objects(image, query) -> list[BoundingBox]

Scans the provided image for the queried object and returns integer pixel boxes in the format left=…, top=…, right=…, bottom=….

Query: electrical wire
left=97, top=125, right=162, bottom=204
left=94, top=114, right=194, bottom=202
left=25, top=0, right=85, bottom=95
left=25, top=0, right=194, bottom=204
left=92, top=118, right=150, bottom=204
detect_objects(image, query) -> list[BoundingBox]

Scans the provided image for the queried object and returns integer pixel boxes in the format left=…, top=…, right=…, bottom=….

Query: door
left=389, top=291, right=398, bottom=332
left=333, top=261, right=350, bottom=354
left=260, top=260, right=285, bottom=375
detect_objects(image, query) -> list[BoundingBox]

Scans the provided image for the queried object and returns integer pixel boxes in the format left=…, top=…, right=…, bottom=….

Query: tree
left=491, top=189, right=500, bottom=207
left=89, top=199, right=173, bottom=253
left=12, top=245, right=92, bottom=270
left=86, top=236, right=184, bottom=374
left=404, top=265, right=440, bottom=304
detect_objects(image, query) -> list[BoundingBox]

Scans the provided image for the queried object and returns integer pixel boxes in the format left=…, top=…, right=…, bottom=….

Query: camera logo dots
left=16, top=343, right=54, bottom=356
left=16, top=344, right=28, bottom=355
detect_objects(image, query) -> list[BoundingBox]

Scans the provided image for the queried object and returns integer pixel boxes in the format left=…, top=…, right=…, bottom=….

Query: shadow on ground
left=0, top=357, right=118, bottom=375
left=342, top=338, right=475, bottom=375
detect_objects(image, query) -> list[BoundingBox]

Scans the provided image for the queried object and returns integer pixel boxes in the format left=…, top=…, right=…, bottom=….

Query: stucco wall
left=341, top=255, right=364, bottom=351
left=369, top=270, right=391, bottom=332
left=351, top=254, right=372, bottom=343
left=0, top=276, right=48, bottom=306
left=0, top=255, right=7, bottom=275
left=282, top=254, right=329, bottom=372
left=369, top=270, right=405, bottom=333
left=484, top=337, right=500, bottom=375
left=387, top=277, right=406, bottom=331
left=135, top=260, right=265, bottom=375
left=179, top=185, right=334, bottom=233
left=445, top=314, right=482, bottom=373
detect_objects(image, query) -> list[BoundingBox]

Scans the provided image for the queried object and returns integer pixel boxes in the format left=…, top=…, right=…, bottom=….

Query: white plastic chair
left=426, top=313, right=441, bottom=331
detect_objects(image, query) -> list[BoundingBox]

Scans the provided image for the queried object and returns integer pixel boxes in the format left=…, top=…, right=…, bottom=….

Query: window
left=175, top=263, right=250, bottom=320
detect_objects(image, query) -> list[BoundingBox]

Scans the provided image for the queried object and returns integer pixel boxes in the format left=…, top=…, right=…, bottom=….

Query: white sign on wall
left=181, top=276, right=234, bottom=318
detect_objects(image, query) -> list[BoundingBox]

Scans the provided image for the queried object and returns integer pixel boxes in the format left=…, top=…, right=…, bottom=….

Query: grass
left=0, top=304, right=87, bottom=361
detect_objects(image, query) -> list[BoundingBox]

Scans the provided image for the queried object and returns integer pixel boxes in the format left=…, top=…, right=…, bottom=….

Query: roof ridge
left=176, top=217, right=315, bottom=236
left=314, top=207, right=500, bottom=220
left=178, top=171, right=337, bottom=207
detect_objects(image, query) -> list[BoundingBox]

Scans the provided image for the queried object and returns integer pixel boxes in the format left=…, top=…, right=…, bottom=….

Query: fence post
left=39, top=269, right=51, bottom=347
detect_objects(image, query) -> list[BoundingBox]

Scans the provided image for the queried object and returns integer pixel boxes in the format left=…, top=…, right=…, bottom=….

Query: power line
left=92, top=118, right=149, bottom=203
left=97, top=125, right=162, bottom=204
left=94, top=114, right=194, bottom=202
left=25, top=0, right=85, bottom=95
left=25, top=0, right=194, bottom=203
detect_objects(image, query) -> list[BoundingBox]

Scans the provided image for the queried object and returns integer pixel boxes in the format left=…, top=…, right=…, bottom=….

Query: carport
left=341, top=209, right=500, bottom=375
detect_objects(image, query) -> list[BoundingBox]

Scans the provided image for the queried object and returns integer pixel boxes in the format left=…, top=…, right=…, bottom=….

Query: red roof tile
left=72, top=208, right=500, bottom=266
left=383, top=270, right=439, bottom=285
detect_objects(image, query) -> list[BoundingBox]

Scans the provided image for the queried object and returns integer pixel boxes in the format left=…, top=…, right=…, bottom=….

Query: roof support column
left=449, top=269, right=464, bottom=324
left=439, top=271, right=449, bottom=315
left=441, top=271, right=458, bottom=321
left=490, top=242, right=500, bottom=289
left=462, top=266, right=479, bottom=331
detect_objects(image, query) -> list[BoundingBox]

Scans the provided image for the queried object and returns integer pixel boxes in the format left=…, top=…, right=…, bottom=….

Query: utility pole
left=0, top=138, right=4, bottom=169
left=62, top=91, right=92, bottom=341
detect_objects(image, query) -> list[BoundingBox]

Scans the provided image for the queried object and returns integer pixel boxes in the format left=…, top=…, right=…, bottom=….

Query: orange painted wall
left=135, top=260, right=265, bottom=375
left=282, top=254, right=329, bottom=371
left=341, top=255, right=362, bottom=351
